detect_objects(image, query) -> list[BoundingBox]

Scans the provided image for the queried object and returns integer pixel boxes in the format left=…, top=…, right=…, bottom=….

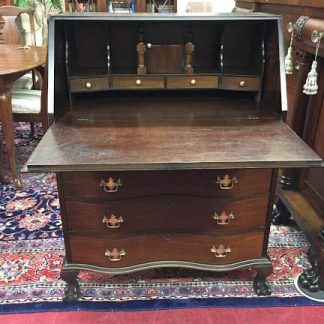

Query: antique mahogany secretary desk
left=26, top=13, right=322, bottom=301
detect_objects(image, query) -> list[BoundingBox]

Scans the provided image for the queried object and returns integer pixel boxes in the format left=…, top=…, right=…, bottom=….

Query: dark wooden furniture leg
left=0, top=86, right=22, bottom=189
left=272, top=198, right=292, bottom=225
left=253, top=264, right=273, bottom=296
left=60, top=266, right=81, bottom=302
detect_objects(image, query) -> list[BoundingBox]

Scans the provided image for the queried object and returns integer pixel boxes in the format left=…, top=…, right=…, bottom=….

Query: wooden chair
left=0, top=5, right=49, bottom=137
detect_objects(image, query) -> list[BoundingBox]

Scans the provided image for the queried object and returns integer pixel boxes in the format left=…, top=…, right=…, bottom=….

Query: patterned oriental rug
left=0, top=123, right=321, bottom=313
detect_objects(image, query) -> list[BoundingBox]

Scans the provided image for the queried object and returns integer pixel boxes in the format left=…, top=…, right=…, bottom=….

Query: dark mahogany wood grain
left=220, top=76, right=261, bottom=91
left=65, top=195, right=270, bottom=233
left=60, top=169, right=272, bottom=199
left=167, top=75, right=218, bottom=89
left=27, top=116, right=321, bottom=172
left=112, top=75, right=164, bottom=89
left=70, top=76, right=109, bottom=92
left=68, top=231, right=264, bottom=267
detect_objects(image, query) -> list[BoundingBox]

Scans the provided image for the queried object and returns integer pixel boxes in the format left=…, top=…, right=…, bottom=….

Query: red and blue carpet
left=0, top=123, right=321, bottom=313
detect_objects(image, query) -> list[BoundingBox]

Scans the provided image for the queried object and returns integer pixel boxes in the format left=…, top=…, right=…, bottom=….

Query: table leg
left=0, top=87, right=22, bottom=189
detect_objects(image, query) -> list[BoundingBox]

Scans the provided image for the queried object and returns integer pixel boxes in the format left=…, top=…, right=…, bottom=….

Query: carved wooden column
left=137, top=28, right=147, bottom=75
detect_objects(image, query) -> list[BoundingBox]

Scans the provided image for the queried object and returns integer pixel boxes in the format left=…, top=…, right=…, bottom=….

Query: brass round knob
left=190, top=79, right=196, bottom=85
left=239, top=81, right=246, bottom=87
left=85, top=82, right=92, bottom=89
left=147, top=43, right=152, bottom=49
left=135, top=79, right=142, bottom=86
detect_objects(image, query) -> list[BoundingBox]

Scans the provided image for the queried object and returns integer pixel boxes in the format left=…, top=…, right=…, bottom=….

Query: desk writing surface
left=27, top=116, right=321, bottom=172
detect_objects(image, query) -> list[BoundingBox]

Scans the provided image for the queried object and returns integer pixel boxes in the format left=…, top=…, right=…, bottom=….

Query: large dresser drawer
left=65, top=195, right=269, bottom=233
left=61, top=169, right=272, bottom=199
left=70, top=76, right=109, bottom=92
left=68, top=231, right=264, bottom=267
left=112, top=75, right=164, bottom=89
left=167, top=75, right=219, bottom=89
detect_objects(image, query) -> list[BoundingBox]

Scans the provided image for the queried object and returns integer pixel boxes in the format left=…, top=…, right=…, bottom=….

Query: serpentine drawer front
left=65, top=195, right=270, bottom=233
left=68, top=231, right=265, bottom=268
left=26, top=13, right=323, bottom=301
left=61, top=169, right=272, bottom=199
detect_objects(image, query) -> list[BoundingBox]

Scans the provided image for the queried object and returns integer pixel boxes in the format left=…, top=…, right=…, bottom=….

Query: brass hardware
left=104, top=248, right=126, bottom=262
left=99, top=177, right=122, bottom=192
left=135, top=79, right=142, bottom=86
left=190, top=79, right=196, bottom=85
left=211, top=244, right=231, bottom=258
left=85, top=82, right=92, bottom=89
left=102, top=214, right=124, bottom=228
left=287, top=21, right=295, bottom=33
left=311, top=29, right=324, bottom=44
left=285, top=22, right=296, bottom=75
left=216, top=175, right=237, bottom=190
left=147, top=43, right=152, bottom=49
left=213, top=211, right=234, bottom=225
left=239, top=81, right=245, bottom=87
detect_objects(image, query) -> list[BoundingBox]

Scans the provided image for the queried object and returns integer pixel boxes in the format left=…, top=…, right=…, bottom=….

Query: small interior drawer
left=167, top=75, right=219, bottom=89
left=70, top=76, right=109, bottom=92
left=220, top=76, right=261, bottom=91
left=112, top=75, right=164, bottom=89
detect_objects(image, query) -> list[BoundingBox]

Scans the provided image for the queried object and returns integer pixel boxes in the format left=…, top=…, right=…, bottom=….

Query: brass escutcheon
left=213, top=211, right=234, bottom=225
left=102, top=214, right=124, bottom=228
left=211, top=244, right=231, bottom=258
left=216, top=174, right=237, bottom=190
left=105, top=248, right=126, bottom=262
left=100, top=177, right=122, bottom=192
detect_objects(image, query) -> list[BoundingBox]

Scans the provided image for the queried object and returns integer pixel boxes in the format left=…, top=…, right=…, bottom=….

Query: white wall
left=177, top=0, right=235, bottom=13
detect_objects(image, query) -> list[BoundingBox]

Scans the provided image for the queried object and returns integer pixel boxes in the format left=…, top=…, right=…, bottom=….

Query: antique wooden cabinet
left=235, top=0, right=324, bottom=299
left=26, top=13, right=322, bottom=302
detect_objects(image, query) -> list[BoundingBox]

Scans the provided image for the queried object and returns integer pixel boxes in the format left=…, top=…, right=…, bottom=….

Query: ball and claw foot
left=63, top=283, right=80, bottom=302
left=253, top=275, right=272, bottom=296
left=272, top=199, right=291, bottom=226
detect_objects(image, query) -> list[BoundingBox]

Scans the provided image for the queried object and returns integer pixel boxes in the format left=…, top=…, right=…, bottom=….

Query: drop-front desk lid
left=26, top=112, right=322, bottom=172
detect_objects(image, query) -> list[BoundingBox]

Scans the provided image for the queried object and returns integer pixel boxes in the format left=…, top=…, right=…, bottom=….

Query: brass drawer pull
left=190, top=79, right=196, bottom=85
left=211, top=244, right=231, bottom=258
left=99, top=177, right=122, bottom=192
left=135, top=79, right=142, bottom=86
left=239, top=80, right=245, bottom=87
left=213, top=211, right=234, bottom=225
left=85, top=82, right=92, bottom=89
left=105, top=248, right=126, bottom=262
left=216, top=174, right=237, bottom=190
left=102, top=214, right=124, bottom=228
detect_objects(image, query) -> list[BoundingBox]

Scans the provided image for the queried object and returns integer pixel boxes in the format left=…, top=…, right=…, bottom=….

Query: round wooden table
left=0, top=44, right=46, bottom=188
